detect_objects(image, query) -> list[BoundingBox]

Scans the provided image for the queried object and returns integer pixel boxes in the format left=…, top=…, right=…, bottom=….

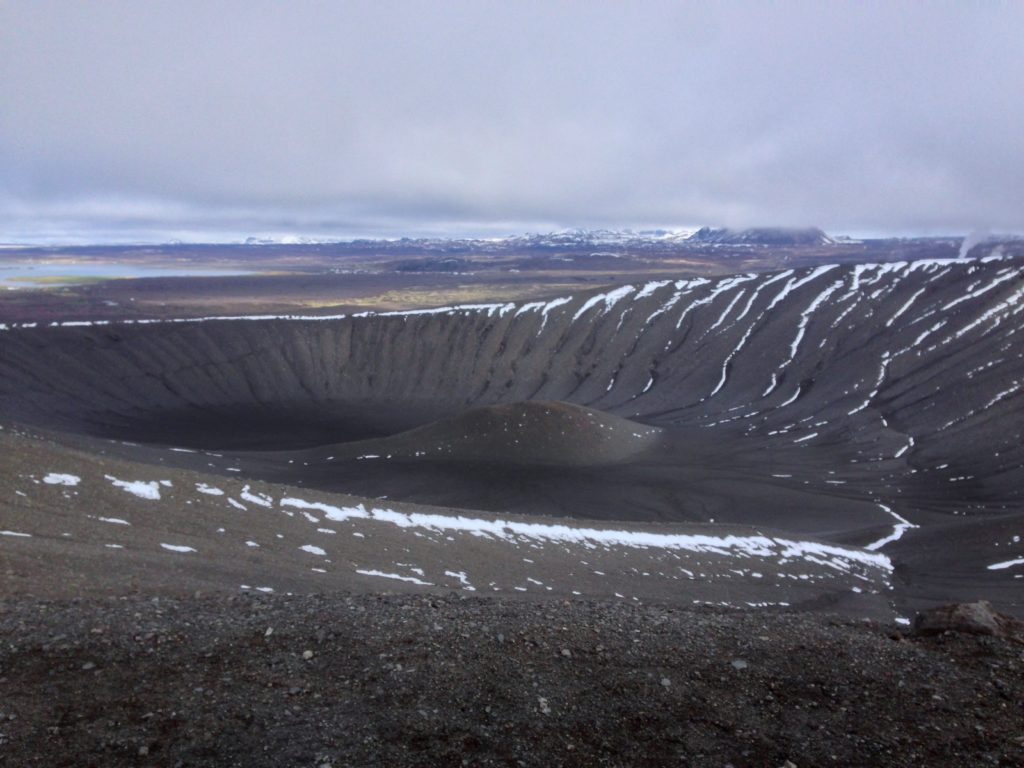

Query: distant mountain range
left=241, top=227, right=837, bottom=250
left=10, top=229, right=1020, bottom=252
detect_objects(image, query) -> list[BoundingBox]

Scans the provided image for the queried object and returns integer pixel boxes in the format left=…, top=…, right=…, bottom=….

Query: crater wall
left=2, top=257, right=1023, bottom=487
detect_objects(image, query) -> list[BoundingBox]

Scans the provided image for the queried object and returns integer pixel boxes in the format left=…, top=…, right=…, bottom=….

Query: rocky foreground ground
left=1, top=593, right=1022, bottom=767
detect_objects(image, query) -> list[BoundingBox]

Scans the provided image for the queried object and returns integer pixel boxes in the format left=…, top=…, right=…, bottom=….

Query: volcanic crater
left=2, top=254, right=1023, bottom=617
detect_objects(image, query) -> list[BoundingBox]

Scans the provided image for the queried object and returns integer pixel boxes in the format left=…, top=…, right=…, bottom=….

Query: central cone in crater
left=331, top=400, right=663, bottom=466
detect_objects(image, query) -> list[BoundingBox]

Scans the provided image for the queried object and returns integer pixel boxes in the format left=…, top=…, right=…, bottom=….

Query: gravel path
left=2, top=593, right=1022, bottom=767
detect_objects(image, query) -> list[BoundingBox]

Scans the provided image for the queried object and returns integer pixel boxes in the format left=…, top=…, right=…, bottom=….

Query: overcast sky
left=2, top=1, right=1023, bottom=244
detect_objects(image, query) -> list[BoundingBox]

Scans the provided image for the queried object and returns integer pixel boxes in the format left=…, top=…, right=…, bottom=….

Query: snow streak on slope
left=572, top=285, right=636, bottom=322
left=278, top=498, right=893, bottom=573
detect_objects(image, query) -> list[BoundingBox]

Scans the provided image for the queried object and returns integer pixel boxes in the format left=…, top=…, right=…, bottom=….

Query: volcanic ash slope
left=0, top=425, right=895, bottom=616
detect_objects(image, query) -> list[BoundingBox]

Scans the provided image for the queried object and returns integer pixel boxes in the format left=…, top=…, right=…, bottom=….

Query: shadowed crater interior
left=83, top=401, right=455, bottom=451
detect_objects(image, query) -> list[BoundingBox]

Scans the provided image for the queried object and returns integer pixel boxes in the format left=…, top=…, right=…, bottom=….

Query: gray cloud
left=2, top=1, right=1023, bottom=242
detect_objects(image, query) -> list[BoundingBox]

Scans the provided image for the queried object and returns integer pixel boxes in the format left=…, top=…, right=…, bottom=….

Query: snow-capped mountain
left=687, top=227, right=835, bottom=247
left=501, top=228, right=700, bottom=248
left=243, top=235, right=344, bottom=246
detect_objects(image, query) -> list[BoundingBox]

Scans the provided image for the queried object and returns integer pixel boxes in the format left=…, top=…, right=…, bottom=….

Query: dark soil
left=2, top=593, right=1022, bottom=767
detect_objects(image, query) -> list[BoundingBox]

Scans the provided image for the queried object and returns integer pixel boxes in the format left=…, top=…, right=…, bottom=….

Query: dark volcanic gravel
left=1, top=593, right=1023, bottom=767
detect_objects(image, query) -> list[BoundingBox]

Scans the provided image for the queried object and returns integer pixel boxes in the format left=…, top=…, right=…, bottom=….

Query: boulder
left=912, top=601, right=1022, bottom=638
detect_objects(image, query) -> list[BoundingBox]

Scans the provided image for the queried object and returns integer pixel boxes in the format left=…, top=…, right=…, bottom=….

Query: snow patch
left=865, top=504, right=918, bottom=551
left=240, top=485, right=273, bottom=508
left=445, top=570, right=476, bottom=590
left=987, top=557, right=1024, bottom=571
left=104, top=475, right=162, bottom=500
left=356, top=569, right=434, bottom=586
left=43, top=473, right=80, bottom=486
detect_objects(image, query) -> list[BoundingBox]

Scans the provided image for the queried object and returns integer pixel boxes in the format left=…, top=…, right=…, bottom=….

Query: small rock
left=138, top=746, right=149, bottom=757
left=302, top=650, right=314, bottom=660
left=264, top=627, right=274, bottom=638
left=731, top=659, right=748, bottom=670
left=560, top=648, right=571, bottom=658
left=81, top=662, right=95, bottom=671
left=660, top=677, right=671, bottom=688
left=538, top=696, right=551, bottom=715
